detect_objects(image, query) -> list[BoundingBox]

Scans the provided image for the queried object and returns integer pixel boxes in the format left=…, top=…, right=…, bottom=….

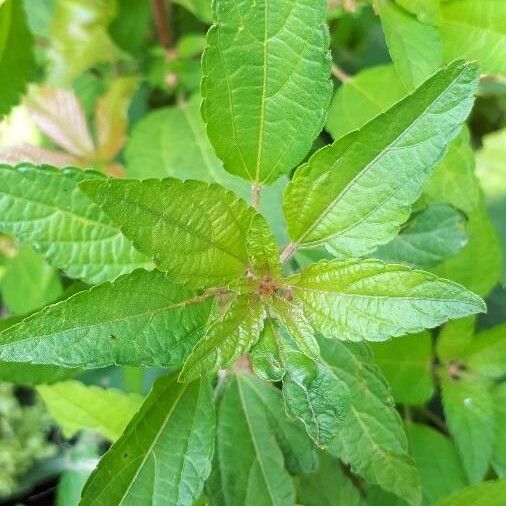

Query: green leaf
left=326, top=64, right=408, bottom=141
left=440, top=0, right=506, bottom=77
left=124, top=96, right=288, bottom=242
left=436, top=316, right=476, bottom=362
left=431, top=200, right=502, bottom=297
left=425, top=127, right=481, bottom=215
left=477, top=128, right=506, bottom=286
left=81, top=177, right=256, bottom=289
left=0, top=165, right=152, bottom=284
left=202, top=0, right=332, bottom=183
left=81, top=375, right=215, bottom=506
left=251, top=318, right=286, bottom=382
left=371, top=331, right=434, bottom=406
left=288, top=259, right=485, bottom=342
left=1, top=245, right=62, bottom=315
left=405, top=423, right=468, bottom=505
left=246, top=213, right=281, bottom=278
left=395, top=0, right=440, bottom=25
left=376, top=0, right=443, bottom=88
left=322, top=340, right=421, bottom=506
left=296, top=451, right=366, bottom=506
left=492, top=383, right=506, bottom=476
left=38, top=380, right=142, bottom=441
left=237, top=373, right=317, bottom=475
left=180, top=295, right=265, bottom=382
left=0, top=362, right=80, bottom=385
left=440, top=369, right=495, bottom=483
left=282, top=350, right=349, bottom=447
left=434, top=479, right=506, bottom=506
left=284, top=61, right=479, bottom=257
left=212, top=373, right=295, bottom=505
left=173, top=0, right=212, bottom=23
left=48, top=0, right=122, bottom=85
left=0, top=269, right=212, bottom=368
left=0, top=0, right=35, bottom=115
left=374, top=204, right=467, bottom=268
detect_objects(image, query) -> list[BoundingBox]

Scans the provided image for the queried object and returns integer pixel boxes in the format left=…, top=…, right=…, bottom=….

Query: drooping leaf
left=284, top=61, right=479, bottom=257
left=371, top=331, right=434, bottom=406
left=38, top=380, right=142, bottom=441
left=440, top=0, right=506, bottom=77
left=287, top=259, right=485, bottom=342
left=296, top=451, right=366, bottom=506
left=0, top=269, right=212, bottom=368
left=326, top=64, right=408, bottom=141
left=202, top=0, right=332, bottom=183
left=0, top=0, right=35, bottom=115
left=322, top=340, right=421, bottom=506
left=237, top=373, right=317, bottom=475
left=434, top=479, right=506, bottom=506
left=211, top=373, right=295, bottom=506
left=405, top=423, right=468, bottom=505
left=440, top=369, right=495, bottom=483
left=282, top=349, right=349, bottom=447
left=376, top=0, right=443, bottom=88
left=80, top=375, right=215, bottom=506
left=1, top=245, right=62, bottom=315
left=374, top=204, right=467, bottom=268
left=0, top=165, right=152, bottom=284
left=124, top=96, right=288, bottom=241
left=48, top=0, right=123, bottom=85
left=81, top=177, right=256, bottom=288
left=180, top=295, right=265, bottom=382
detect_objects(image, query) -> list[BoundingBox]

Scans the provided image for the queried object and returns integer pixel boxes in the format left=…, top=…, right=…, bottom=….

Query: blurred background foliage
left=0, top=0, right=504, bottom=504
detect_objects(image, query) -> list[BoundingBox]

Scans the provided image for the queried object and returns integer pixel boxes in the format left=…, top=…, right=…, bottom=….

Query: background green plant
left=0, top=1, right=504, bottom=505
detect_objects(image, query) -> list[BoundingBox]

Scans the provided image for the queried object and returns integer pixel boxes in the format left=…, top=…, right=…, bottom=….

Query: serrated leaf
left=288, top=259, right=485, bottom=342
left=434, top=479, right=506, bottom=506
left=376, top=0, right=443, bottom=88
left=326, top=64, right=408, bottom=141
left=48, top=0, right=122, bottom=85
left=0, top=165, right=152, bottom=284
left=0, top=0, right=35, bottom=115
left=212, top=373, right=295, bottom=505
left=322, top=340, right=421, bottom=506
left=38, top=380, right=142, bottom=441
left=371, top=331, right=434, bottom=406
left=296, top=451, right=365, bottom=506
left=80, top=375, right=215, bottom=506
left=246, top=213, right=281, bottom=277
left=180, top=295, right=265, bottom=382
left=440, top=0, right=506, bottom=77
left=425, top=127, right=480, bottom=215
left=1, top=245, right=62, bottom=315
left=251, top=318, right=286, bottom=382
left=374, top=204, right=467, bottom=268
left=284, top=61, right=479, bottom=257
left=440, top=370, right=495, bottom=483
left=81, top=177, right=256, bottom=289
left=0, top=269, right=212, bottom=368
left=202, top=0, right=332, bottom=183
left=238, top=373, right=317, bottom=475
left=405, top=423, right=468, bottom=505
left=282, top=350, right=349, bottom=447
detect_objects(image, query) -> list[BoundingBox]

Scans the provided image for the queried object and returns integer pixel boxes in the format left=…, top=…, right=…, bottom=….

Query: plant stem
left=152, top=0, right=173, bottom=49
left=251, top=183, right=261, bottom=210
left=280, top=243, right=298, bottom=263
left=331, top=63, right=351, bottom=83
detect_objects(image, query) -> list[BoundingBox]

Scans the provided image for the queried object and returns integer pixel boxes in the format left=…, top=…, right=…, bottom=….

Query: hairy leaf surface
left=202, top=0, right=332, bottom=183
left=0, top=269, right=212, bottom=368
left=284, top=61, right=479, bottom=257
left=288, top=259, right=485, bottom=342
left=81, top=375, right=215, bottom=506
left=322, top=340, right=421, bottom=506
left=81, top=178, right=256, bottom=288
left=0, top=165, right=152, bottom=284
